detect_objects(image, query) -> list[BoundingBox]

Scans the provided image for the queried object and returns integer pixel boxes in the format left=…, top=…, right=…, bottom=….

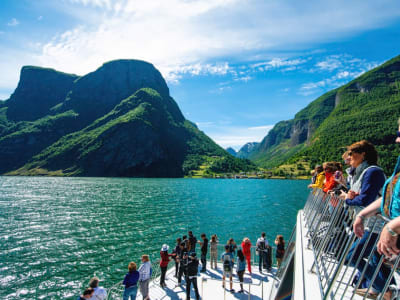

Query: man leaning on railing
left=349, top=119, right=400, bottom=300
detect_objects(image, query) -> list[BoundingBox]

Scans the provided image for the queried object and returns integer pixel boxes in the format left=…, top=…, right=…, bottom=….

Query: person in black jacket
left=172, top=237, right=182, bottom=277
left=177, top=242, right=188, bottom=285
left=186, top=252, right=200, bottom=300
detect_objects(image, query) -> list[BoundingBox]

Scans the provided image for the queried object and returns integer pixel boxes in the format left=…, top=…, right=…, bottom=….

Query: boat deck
left=137, top=263, right=276, bottom=300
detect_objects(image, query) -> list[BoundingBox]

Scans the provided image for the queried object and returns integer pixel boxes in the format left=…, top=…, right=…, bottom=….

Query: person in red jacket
left=160, top=244, right=173, bottom=288
left=323, top=162, right=338, bottom=193
left=241, top=238, right=252, bottom=273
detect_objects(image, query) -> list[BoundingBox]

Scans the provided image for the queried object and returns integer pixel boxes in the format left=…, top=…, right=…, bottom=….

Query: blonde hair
left=141, top=255, right=150, bottom=262
left=128, top=262, right=137, bottom=272
left=243, top=237, right=250, bottom=243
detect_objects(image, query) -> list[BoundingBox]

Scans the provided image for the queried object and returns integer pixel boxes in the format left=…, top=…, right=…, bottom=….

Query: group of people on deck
left=308, top=117, right=400, bottom=300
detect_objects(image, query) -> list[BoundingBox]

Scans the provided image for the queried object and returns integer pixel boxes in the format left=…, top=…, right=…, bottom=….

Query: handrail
left=302, top=189, right=400, bottom=300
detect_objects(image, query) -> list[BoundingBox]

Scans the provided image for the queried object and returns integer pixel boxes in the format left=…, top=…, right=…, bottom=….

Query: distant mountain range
left=226, top=142, right=260, bottom=159
left=0, top=60, right=253, bottom=177
left=244, top=54, right=400, bottom=174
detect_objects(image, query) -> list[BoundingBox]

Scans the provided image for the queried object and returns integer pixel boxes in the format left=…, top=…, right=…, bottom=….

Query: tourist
left=333, top=162, right=347, bottom=188
left=138, top=255, right=152, bottom=300
left=188, top=231, right=197, bottom=253
left=186, top=252, right=200, bottom=300
left=236, top=249, right=246, bottom=293
left=198, top=233, right=208, bottom=272
left=172, top=238, right=182, bottom=277
left=227, top=238, right=237, bottom=255
left=340, top=140, right=386, bottom=207
left=122, top=262, right=139, bottom=300
left=308, top=165, right=324, bottom=190
left=343, top=150, right=355, bottom=188
left=241, top=237, right=252, bottom=273
left=221, top=245, right=234, bottom=292
left=274, top=235, right=285, bottom=268
left=323, top=162, right=338, bottom=193
left=210, top=234, right=218, bottom=269
left=349, top=126, right=400, bottom=299
left=182, top=235, right=189, bottom=250
left=178, top=242, right=189, bottom=285
left=89, top=277, right=107, bottom=300
left=160, top=244, right=172, bottom=288
left=256, top=232, right=268, bottom=272
left=78, top=288, right=94, bottom=300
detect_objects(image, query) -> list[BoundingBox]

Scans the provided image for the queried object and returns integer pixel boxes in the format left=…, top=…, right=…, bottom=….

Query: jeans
left=259, top=251, right=266, bottom=271
left=186, top=276, right=200, bottom=300
left=345, top=231, right=394, bottom=292
left=201, top=253, right=207, bottom=271
left=139, top=279, right=150, bottom=299
left=123, top=285, right=137, bottom=300
left=160, top=266, right=167, bottom=285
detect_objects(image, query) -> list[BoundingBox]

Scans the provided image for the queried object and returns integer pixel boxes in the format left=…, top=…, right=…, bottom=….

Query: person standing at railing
left=88, top=277, right=107, bottom=300
left=221, top=245, right=235, bottom=292
left=122, top=262, right=139, bottom=300
left=78, top=288, right=95, bottom=300
left=274, top=235, right=285, bottom=268
left=188, top=231, right=197, bottom=254
left=159, top=244, right=172, bottom=288
left=172, top=238, right=182, bottom=278
left=227, top=238, right=237, bottom=256
left=308, top=165, right=324, bottom=190
left=350, top=124, right=400, bottom=299
left=236, top=249, right=246, bottom=293
left=186, top=252, right=200, bottom=300
left=198, top=233, right=208, bottom=272
left=138, top=255, right=152, bottom=300
left=256, top=232, right=269, bottom=273
left=177, top=242, right=189, bottom=286
left=241, top=237, right=252, bottom=273
left=210, top=235, right=218, bottom=269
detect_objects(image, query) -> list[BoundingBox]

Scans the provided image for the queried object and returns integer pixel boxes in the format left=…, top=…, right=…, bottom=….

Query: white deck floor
left=137, top=263, right=277, bottom=300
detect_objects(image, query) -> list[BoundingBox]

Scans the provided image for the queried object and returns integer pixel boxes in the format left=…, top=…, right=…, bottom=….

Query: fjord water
left=0, top=177, right=308, bottom=299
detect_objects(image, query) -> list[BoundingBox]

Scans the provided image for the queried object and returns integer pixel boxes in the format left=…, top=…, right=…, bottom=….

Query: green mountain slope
left=250, top=54, right=400, bottom=174
left=0, top=60, right=253, bottom=177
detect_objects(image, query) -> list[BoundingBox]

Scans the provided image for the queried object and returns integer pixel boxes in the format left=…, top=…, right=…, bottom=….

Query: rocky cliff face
left=6, top=66, right=78, bottom=121
left=56, top=59, right=174, bottom=125
left=0, top=60, right=236, bottom=177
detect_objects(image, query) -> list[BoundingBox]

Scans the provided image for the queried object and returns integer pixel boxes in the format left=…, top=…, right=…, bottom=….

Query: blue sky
left=1, top=0, right=400, bottom=150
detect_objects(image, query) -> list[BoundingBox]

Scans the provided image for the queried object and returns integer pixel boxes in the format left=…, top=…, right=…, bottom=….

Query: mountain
left=226, top=147, right=237, bottom=156
left=249, top=54, right=400, bottom=174
left=0, top=60, right=254, bottom=177
left=237, top=142, right=259, bottom=159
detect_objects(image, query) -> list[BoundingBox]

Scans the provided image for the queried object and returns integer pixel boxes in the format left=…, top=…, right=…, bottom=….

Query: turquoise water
left=0, top=177, right=308, bottom=299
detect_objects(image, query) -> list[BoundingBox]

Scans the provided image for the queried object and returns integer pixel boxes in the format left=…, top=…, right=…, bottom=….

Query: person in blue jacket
left=123, top=262, right=140, bottom=300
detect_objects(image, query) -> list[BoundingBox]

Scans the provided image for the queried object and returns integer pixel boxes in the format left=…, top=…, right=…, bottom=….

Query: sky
left=1, top=0, right=400, bottom=150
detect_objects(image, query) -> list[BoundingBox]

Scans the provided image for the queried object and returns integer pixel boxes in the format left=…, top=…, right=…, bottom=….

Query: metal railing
left=303, top=189, right=400, bottom=300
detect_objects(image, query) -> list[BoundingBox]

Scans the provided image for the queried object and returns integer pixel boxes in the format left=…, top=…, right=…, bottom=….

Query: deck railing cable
left=303, top=189, right=400, bottom=300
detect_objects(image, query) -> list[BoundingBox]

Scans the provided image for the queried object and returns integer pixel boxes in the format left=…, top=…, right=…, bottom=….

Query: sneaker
left=229, top=289, right=235, bottom=293
left=238, top=290, right=244, bottom=293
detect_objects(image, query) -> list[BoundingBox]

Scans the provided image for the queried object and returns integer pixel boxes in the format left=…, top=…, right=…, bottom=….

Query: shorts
left=223, top=269, right=232, bottom=277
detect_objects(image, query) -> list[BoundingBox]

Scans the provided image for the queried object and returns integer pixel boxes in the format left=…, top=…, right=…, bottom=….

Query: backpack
left=258, top=238, right=266, bottom=251
left=223, top=253, right=232, bottom=272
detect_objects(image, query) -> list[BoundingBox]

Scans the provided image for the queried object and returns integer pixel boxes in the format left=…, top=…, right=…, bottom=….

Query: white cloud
left=7, top=18, right=19, bottom=27
left=32, top=0, right=400, bottom=84
left=299, top=54, right=380, bottom=96
left=252, top=58, right=307, bottom=70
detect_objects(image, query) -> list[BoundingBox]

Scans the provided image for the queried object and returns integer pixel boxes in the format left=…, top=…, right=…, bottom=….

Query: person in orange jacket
left=323, top=162, right=338, bottom=193
left=241, top=238, right=252, bottom=273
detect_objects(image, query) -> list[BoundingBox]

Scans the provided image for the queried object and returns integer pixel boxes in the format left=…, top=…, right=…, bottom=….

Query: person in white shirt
left=88, top=277, right=107, bottom=300
left=138, top=255, right=152, bottom=300
left=256, top=232, right=269, bottom=272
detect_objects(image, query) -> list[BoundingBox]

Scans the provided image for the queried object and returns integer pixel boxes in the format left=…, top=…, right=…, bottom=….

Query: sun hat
left=161, top=244, right=169, bottom=252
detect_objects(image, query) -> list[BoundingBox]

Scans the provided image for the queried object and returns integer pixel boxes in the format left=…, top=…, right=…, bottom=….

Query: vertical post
left=248, top=282, right=251, bottom=300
